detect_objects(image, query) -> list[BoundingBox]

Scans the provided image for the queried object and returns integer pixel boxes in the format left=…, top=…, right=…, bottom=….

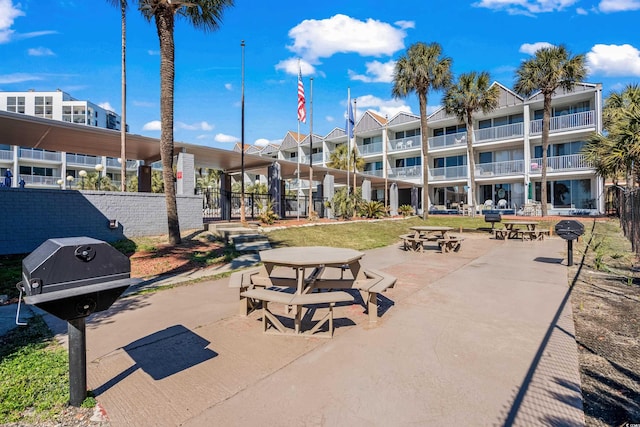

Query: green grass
left=0, top=255, right=24, bottom=300
left=0, top=316, right=70, bottom=424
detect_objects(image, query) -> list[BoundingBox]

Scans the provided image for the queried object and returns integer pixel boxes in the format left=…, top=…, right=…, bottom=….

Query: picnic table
left=495, top=220, right=547, bottom=241
left=400, top=226, right=462, bottom=253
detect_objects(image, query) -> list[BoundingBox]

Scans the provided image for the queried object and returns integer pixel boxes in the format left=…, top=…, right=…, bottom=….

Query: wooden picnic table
left=401, top=226, right=455, bottom=252
left=497, top=220, right=542, bottom=240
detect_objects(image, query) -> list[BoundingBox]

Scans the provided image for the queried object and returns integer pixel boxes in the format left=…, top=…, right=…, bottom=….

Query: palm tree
left=118, top=0, right=233, bottom=244
left=392, top=42, right=452, bottom=220
left=584, top=84, right=640, bottom=189
left=327, top=144, right=365, bottom=180
left=443, top=72, right=499, bottom=213
left=514, top=45, right=586, bottom=216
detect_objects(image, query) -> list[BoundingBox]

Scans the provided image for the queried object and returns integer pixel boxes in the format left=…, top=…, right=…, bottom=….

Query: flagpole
left=297, top=121, right=300, bottom=220
left=240, top=40, right=246, bottom=225
left=347, top=88, right=351, bottom=196
left=308, top=77, right=314, bottom=218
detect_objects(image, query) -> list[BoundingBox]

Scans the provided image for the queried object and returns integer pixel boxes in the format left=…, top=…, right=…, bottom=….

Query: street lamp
left=79, top=170, right=87, bottom=190
left=57, top=179, right=64, bottom=189
left=95, top=164, right=104, bottom=190
left=66, top=175, right=74, bottom=190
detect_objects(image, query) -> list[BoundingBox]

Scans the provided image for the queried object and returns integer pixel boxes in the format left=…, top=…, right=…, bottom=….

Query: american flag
left=297, top=67, right=306, bottom=123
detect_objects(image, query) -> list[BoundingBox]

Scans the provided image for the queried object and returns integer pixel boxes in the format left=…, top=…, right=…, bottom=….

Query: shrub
left=358, top=200, right=386, bottom=219
left=256, top=200, right=278, bottom=225
left=398, top=204, right=415, bottom=217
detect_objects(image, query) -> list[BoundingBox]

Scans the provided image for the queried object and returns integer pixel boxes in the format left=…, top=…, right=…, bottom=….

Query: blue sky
left=1, top=0, right=639, bottom=149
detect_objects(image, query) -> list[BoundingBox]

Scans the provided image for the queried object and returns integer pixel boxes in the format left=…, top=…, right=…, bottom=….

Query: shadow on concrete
left=534, top=256, right=564, bottom=264
left=94, top=324, right=217, bottom=395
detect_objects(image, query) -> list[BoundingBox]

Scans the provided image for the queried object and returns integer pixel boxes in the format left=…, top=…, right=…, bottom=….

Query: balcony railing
left=312, top=152, right=324, bottom=164
left=357, top=141, right=383, bottom=156
left=106, top=158, right=137, bottom=168
left=389, top=165, right=421, bottom=179
left=0, top=150, right=13, bottom=161
left=362, top=169, right=383, bottom=177
left=474, top=122, right=523, bottom=143
left=66, top=153, right=101, bottom=166
left=530, top=110, right=595, bottom=135
left=21, top=175, right=60, bottom=186
left=529, top=154, right=591, bottom=172
left=388, top=136, right=420, bottom=152
left=475, top=159, right=525, bottom=177
left=430, top=165, right=467, bottom=181
left=428, top=133, right=466, bottom=150
left=19, top=148, right=61, bottom=162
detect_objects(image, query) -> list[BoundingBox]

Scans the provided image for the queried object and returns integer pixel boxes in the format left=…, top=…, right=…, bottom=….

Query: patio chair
left=497, top=199, right=507, bottom=209
left=484, top=200, right=493, bottom=210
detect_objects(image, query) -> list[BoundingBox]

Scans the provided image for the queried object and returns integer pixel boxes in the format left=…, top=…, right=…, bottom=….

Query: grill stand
left=567, top=239, right=574, bottom=266
left=68, top=317, right=87, bottom=407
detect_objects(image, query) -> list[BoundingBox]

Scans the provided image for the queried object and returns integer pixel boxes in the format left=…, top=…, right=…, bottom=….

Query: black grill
left=18, top=237, right=138, bottom=321
left=554, top=220, right=585, bottom=241
left=484, top=212, right=502, bottom=230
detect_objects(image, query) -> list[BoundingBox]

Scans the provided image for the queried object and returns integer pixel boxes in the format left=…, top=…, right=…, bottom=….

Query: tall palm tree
left=116, top=0, right=233, bottom=244
left=584, top=84, right=640, bottom=189
left=443, top=72, right=499, bottom=213
left=392, top=42, right=452, bottom=220
left=514, top=45, right=586, bottom=216
left=327, top=144, right=364, bottom=176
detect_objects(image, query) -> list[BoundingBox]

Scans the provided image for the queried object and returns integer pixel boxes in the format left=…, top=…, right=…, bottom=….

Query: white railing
left=388, top=136, right=420, bottom=152
left=475, top=159, right=525, bottom=177
left=66, top=153, right=101, bottom=166
left=106, top=158, right=138, bottom=168
left=357, top=141, right=383, bottom=156
left=362, top=169, right=383, bottom=177
left=0, top=150, right=13, bottom=161
left=430, top=165, right=467, bottom=181
left=19, top=148, right=61, bottom=162
left=389, top=165, right=421, bottom=179
left=529, top=154, right=591, bottom=172
left=428, top=133, right=466, bottom=150
left=21, top=175, right=60, bottom=186
left=530, top=110, right=595, bottom=134
left=474, top=122, right=523, bottom=143
left=312, top=152, right=324, bottom=164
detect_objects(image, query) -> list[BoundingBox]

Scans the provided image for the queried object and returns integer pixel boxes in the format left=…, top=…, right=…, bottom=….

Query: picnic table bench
left=437, top=236, right=464, bottom=253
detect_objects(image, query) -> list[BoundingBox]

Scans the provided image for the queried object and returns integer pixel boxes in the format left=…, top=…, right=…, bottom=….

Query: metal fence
left=619, top=187, right=640, bottom=255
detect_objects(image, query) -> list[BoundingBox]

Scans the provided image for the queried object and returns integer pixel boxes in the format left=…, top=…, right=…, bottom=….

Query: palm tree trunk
left=466, top=111, right=477, bottom=214
left=541, top=93, right=552, bottom=217
left=156, top=7, right=181, bottom=244
left=419, top=91, right=429, bottom=220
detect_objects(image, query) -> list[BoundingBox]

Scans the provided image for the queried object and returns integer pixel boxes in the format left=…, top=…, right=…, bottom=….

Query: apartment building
left=0, top=89, right=136, bottom=189
left=256, top=81, right=603, bottom=215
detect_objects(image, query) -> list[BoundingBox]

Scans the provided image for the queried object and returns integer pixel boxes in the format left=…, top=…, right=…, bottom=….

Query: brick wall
left=0, top=188, right=202, bottom=255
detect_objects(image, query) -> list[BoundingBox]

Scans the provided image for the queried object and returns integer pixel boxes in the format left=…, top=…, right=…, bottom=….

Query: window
left=7, top=96, right=25, bottom=113
left=479, top=152, right=492, bottom=164
left=19, top=166, right=54, bottom=176
left=35, top=96, right=53, bottom=118
left=363, top=135, right=382, bottom=145
left=395, top=128, right=420, bottom=139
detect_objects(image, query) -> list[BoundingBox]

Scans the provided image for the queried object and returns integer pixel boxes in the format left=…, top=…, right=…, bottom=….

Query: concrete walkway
left=32, top=234, right=585, bottom=426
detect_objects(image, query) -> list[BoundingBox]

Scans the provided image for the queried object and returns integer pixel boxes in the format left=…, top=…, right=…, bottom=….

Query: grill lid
left=554, top=220, right=585, bottom=240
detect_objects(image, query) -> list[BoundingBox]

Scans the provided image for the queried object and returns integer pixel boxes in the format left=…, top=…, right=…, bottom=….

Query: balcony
left=475, top=159, right=525, bottom=177
left=19, top=148, right=61, bottom=162
left=529, top=154, right=591, bottom=173
left=66, top=153, right=101, bottom=167
left=312, top=152, right=324, bottom=164
left=21, top=175, right=60, bottom=186
left=362, top=169, right=383, bottom=177
left=430, top=165, right=467, bottom=181
left=389, top=165, right=421, bottom=179
left=474, top=122, right=523, bottom=144
left=106, top=158, right=138, bottom=169
left=530, top=110, right=595, bottom=135
left=0, top=150, right=13, bottom=161
left=357, top=141, right=383, bottom=156
left=428, top=133, right=466, bottom=150
left=388, top=137, right=420, bottom=152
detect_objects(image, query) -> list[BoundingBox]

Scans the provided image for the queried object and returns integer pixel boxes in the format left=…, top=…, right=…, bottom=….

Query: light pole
left=240, top=40, right=246, bottom=225
left=79, top=170, right=87, bottom=190
left=66, top=175, right=74, bottom=190
left=57, top=179, right=64, bottom=190
left=95, top=164, right=104, bottom=190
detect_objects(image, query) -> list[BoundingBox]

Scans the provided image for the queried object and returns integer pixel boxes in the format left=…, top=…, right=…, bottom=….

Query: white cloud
left=0, top=0, right=24, bottom=43
left=519, top=42, right=554, bottom=55
left=143, top=120, right=161, bottom=131
left=15, top=30, right=57, bottom=40
left=214, top=133, right=237, bottom=143
left=587, top=44, right=640, bottom=76
left=599, top=0, right=640, bottom=12
left=394, top=20, right=415, bottom=30
left=224, top=83, right=232, bottom=91
left=286, top=14, right=408, bottom=63
left=133, top=100, right=154, bottom=108
left=254, top=138, right=269, bottom=146
left=177, top=121, right=214, bottom=131
left=27, top=47, right=54, bottom=56
left=148, top=50, right=159, bottom=56
left=0, top=72, right=42, bottom=84
left=576, top=6, right=588, bottom=14
left=351, top=94, right=413, bottom=118
left=349, top=60, right=396, bottom=83
left=98, top=102, right=115, bottom=112
left=326, top=115, right=335, bottom=122
left=473, top=0, right=578, bottom=15
left=275, top=57, right=316, bottom=76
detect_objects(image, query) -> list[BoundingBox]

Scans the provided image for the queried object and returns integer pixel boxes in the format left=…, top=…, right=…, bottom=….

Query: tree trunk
left=419, top=91, right=429, bottom=220
left=541, top=93, right=552, bottom=217
left=156, top=7, right=181, bottom=244
left=466, top=111, right=477, bottom=215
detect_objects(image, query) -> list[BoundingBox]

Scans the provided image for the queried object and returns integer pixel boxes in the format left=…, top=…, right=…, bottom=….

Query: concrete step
left=232, top=234, right=271, bottom=252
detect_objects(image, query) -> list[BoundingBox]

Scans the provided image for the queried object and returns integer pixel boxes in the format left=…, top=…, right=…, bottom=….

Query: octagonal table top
left=259, top=246, right=364, bottom=267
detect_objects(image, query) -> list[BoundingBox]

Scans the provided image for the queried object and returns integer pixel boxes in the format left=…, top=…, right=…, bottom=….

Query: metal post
left=68, top=317, right=87, bottom=407
left=567, top=239, right=574, bottom=267
left=240, top=40, right=246, bottom=225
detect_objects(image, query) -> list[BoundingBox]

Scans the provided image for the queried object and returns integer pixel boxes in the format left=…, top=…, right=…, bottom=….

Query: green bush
left=358, top=200, right=387, bottom=219
left=257, top=200, right=279, bottom=225
left=398, top=204, right=415, bottom=217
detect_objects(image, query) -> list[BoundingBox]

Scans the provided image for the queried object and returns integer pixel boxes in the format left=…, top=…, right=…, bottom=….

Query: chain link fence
left=618, top=187, right=640, bottom=255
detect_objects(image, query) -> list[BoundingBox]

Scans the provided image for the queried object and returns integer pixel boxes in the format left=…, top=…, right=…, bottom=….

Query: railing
left=475, top=159, right=525, bottom=177
left=430, top=165, right=467, bottom=181
left=389, top=166, right=421, bottom=179
left=66, top=153, right=101, bottom=166
left=357, top=141, right=383, bottom=156
left=530, top=110, right=595, bottom=135
left=529, top=154, right=591, bottom=172
left=106, top=158, right=138, bottom=168
left=0, top=150, right=13, bottom=161
left=312, top=152, right=324, bottom=164
left=19, top=148, right=61, bottom=162
left=388, top=136, right=420, bottom=152
left=474, top=122, right=523, bottom=143
left=362, top=169, right=383, bottom=177
left=21, top=175, right=60, bottom=186
left=428, top=133, right=466, bottom=150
